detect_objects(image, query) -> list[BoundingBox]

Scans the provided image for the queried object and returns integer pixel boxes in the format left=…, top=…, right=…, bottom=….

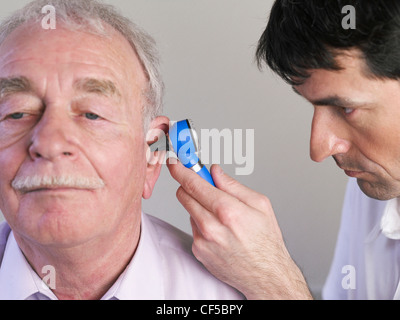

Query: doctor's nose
left=29, top=113, right=79, bottom=162
left=310, top=108, right=351, bottom=162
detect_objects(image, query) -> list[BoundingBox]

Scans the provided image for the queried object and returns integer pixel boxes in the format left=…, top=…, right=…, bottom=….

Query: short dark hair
left=256, top=0, right=400, bottom=85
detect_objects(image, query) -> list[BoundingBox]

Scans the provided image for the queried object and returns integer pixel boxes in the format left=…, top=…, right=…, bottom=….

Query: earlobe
left=143, top=148, right=167, bottom=199
left=142, top=153, right=164, bottom=199
left=142, top=116, right=170, bottom=199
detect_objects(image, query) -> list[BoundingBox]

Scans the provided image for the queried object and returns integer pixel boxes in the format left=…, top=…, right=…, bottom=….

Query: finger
left=176, top=185, right=218, bottom=236
left=167, top=158, right=241, bottom=214
left=210, top=164, right=272, bottom=213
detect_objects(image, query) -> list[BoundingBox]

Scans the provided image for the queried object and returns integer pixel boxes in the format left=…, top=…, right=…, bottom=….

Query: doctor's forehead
left=292, top=53, right=384, bottom=106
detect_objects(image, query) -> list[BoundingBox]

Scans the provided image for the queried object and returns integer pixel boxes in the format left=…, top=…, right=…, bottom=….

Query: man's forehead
left=293, top=51, right=374, bottom=99
left=0, top=22, right=147, bottom=86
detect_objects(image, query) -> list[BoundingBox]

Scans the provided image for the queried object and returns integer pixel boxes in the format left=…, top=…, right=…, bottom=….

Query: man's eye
left=84, top=113, right=100, bottom=120
left=8, top=112, right=26, bottom=120
left=343, top=107, right=354, bottom=115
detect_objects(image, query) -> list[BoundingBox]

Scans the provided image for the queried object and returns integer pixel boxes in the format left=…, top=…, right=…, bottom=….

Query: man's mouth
left=337, top=164, right=365, bottom=178
left=333, top=157, right=365, bottom=177
left=22, top=186, right=88, bottom=194
left=343, top=170, right=363, bottom=178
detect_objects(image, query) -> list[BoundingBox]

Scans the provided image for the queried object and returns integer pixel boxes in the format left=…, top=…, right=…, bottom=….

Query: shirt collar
left=0, top=231, right=56, bottom=300
left=380, top=197, right=400, bottom=240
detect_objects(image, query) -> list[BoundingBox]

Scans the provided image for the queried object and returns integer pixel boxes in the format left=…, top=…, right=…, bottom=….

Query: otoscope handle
left=194, top=164, right=216, bottom=187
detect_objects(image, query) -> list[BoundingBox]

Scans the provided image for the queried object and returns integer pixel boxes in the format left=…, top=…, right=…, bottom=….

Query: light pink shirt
left=0, top=212, right=244, bottom=300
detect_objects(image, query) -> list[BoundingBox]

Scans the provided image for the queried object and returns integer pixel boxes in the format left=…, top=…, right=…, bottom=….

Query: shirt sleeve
left=322, top=178, right=358, bottom=300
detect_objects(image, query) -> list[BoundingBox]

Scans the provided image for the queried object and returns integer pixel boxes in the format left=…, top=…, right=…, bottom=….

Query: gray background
left=0, top=0, right=349, bottom=298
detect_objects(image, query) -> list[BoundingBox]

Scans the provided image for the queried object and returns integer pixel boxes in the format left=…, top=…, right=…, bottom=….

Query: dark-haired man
left=169, top=0, right=400, bottom=299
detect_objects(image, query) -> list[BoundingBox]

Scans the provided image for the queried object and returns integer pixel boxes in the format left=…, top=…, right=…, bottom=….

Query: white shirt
left=0, top=212, right=244, bottom=300
left=323, top=178, right=400, bottom=299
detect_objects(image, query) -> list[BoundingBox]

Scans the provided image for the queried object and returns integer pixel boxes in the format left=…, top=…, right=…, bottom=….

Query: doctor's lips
left=11, top=175, right=105, bottom=194
left=336, top=164, right=364, bottom=177
left=333, top=157, right=365, bottom=177
left=343, top=170, right=364, bottom=178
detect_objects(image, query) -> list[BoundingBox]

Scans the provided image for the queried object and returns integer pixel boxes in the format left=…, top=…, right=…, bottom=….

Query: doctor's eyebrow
left=0, top=76, right=33, bottom=99
left=291, top=86, right=373, bottom=108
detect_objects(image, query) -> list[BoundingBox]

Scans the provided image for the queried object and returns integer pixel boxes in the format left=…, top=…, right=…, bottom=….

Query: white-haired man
left=0, top=0, right=244, bottom=300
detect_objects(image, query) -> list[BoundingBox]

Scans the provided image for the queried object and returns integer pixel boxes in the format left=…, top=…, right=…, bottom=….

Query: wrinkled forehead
left=0, top=21, right=148, bottom=90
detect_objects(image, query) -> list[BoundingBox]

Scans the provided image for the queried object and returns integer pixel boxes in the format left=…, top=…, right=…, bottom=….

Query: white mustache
left=12, top=175, right=105, bottom=193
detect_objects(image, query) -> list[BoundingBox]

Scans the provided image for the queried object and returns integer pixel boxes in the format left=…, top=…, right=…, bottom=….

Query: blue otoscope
left=150, top=119, right=215, bottom=187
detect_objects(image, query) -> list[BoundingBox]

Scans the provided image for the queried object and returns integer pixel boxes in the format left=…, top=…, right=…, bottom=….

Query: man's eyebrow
left=74, top=78, right=121, bottom=99
left=291, top=87, right=370, bottom=108
left=309, top=96, right=368, bottom=108
left=0, top=76, right=32, bottom=99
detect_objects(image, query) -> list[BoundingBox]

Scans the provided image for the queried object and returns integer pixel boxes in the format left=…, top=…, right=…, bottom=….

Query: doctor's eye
left=343, top=107, right=354, bottom=115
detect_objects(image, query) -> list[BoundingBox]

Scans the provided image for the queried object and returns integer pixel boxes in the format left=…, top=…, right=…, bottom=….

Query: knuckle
left=217, top=207, right=236, bottom=227
left=176, top=187, right=191, bottom=207
left=214, top=199, right=237, bottom=227
left=200, top=221, right=223, bottom=244
left=201, top=225, right=217, bottom=243
left=176, top=186, right=185, bottom=200
left=183, top=177, right=199, bottom=195
left=258, top=195, right=272, bottom=212
left=223, top=174, right=238, bottom=188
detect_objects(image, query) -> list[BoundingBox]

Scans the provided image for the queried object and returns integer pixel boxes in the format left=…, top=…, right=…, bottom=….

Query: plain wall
left=0, top=0, right=349, bottom=298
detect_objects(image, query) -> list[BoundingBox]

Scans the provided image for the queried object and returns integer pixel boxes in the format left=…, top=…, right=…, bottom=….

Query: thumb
left=210, top=164, right=234, bottom=191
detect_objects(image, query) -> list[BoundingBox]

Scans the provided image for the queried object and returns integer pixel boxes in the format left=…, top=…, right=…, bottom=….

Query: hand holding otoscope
left=150, top=119, right=215, bottom=187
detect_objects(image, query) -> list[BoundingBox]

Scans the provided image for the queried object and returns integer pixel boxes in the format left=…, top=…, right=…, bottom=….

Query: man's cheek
left=0, top=186, right=19, bottom=229
left=0, top=153, right=23, bottom=210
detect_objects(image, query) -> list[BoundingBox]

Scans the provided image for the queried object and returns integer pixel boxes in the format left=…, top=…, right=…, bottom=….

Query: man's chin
left=356, top=178, right=400, bottom=201
left=13, top=204, right=105, bottom=247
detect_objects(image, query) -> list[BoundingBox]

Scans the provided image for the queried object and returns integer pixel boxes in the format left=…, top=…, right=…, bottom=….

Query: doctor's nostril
left=63, top=152, right=72, bottom=156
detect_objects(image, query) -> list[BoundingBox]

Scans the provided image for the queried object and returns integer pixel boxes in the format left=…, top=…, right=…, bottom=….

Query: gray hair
left=0, top=0, right=164, bottom=131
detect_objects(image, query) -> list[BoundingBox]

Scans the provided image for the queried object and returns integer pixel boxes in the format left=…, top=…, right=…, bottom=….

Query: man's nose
left=310, top=107, right=351, bottom=162
left=29, top=112, right=79, bottom=162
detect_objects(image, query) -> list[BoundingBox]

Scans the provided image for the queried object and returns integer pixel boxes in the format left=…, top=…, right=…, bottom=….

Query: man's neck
left=13, top=217, right=141, bottom=300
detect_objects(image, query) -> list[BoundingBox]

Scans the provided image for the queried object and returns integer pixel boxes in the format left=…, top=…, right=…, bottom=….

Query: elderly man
left=0, top=0, right=243, bottom=300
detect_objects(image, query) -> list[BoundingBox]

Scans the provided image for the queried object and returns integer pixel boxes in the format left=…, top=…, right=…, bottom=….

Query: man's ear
left=142, top=116, right=170, bottom=199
